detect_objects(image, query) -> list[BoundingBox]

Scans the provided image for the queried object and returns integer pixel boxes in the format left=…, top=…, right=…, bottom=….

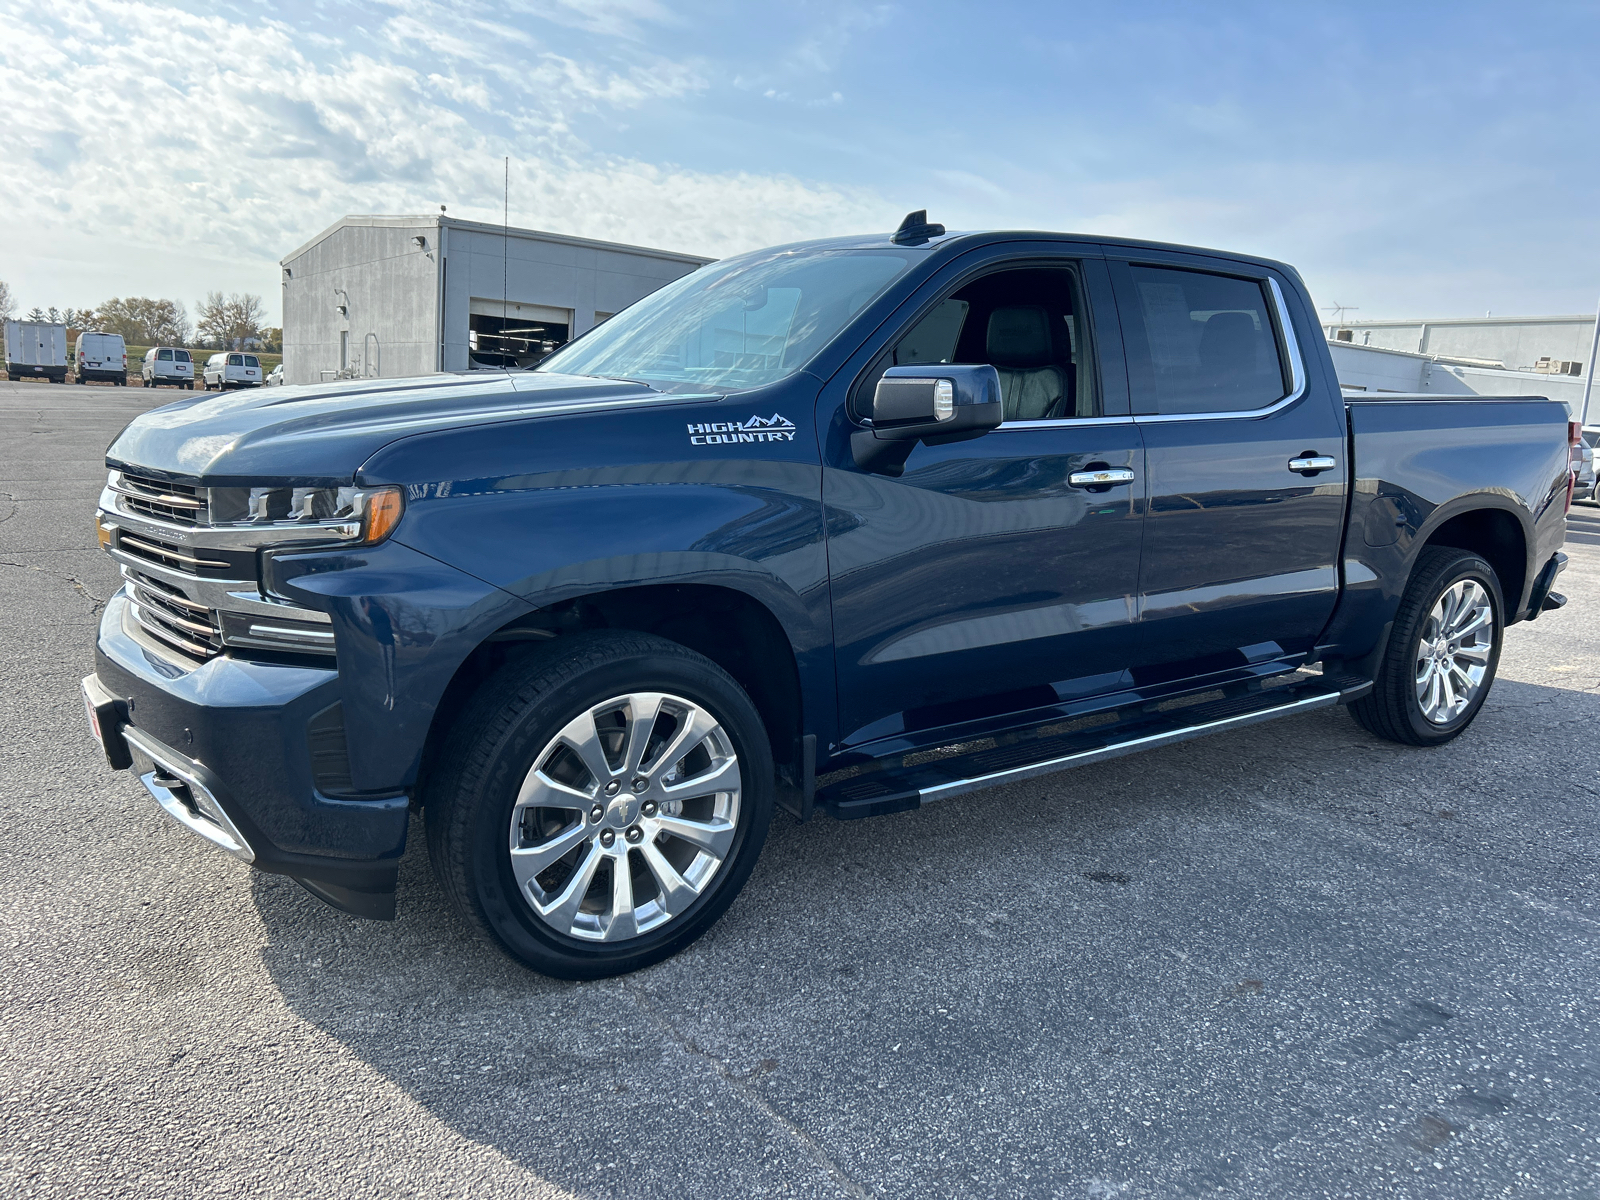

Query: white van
left=142, top=347, right=195, bottom=389
left=202, top=352, right=263, bottom=390
left=74, top=332, right=128, bottom=385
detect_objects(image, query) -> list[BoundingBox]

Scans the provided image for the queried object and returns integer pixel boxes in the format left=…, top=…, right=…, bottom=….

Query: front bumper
left=90, top=592, right=409, bottom=918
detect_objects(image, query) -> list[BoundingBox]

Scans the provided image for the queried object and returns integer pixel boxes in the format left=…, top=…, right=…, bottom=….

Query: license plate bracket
left=80, top=675, right=132, bottom=770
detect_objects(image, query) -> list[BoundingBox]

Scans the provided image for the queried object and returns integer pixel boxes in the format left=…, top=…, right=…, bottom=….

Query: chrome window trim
left=1131, top=275, right=1308, bottom=425
left=992, top=415, right=1137, bottom=431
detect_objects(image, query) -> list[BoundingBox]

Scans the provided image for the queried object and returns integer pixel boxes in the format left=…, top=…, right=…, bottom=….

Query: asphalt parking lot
left=3, top=379, right=1599, bottom=1199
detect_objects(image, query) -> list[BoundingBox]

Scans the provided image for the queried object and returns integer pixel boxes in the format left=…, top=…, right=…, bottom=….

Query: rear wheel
left=1350, top=547, right=1504, bottom=746
left=426, top=631, right=774, bottom=979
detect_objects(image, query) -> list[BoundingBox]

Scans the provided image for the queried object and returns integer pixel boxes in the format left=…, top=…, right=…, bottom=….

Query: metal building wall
left=281, top=215, right=711, bottom=385
left=281, top=218, right=441, bottom=386
left=436, top=221, right=707, bottom=373
left=1325, top=316, right=1595, bottom=372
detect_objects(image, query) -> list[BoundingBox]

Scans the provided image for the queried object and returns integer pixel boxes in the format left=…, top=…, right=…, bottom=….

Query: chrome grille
left=115, top=531, right=230, bottom=576
left=113, top=472, right=208, bottom=528
left=122, top=568, right=222, bottom=662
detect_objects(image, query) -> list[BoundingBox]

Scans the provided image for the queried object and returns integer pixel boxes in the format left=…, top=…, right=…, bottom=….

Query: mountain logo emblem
left=685, top=413, right=798, bottom=447
left=739, top=414, right=796, bottom=431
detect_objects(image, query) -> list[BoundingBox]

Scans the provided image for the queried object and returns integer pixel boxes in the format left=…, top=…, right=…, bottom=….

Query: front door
left=822, top=252, right=1146, bottom=755
left=1106, top=252, right=1347, bottom=680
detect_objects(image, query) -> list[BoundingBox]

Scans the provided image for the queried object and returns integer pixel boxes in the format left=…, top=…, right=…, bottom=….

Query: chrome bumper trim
left=122, top=726, right=255, bottom=862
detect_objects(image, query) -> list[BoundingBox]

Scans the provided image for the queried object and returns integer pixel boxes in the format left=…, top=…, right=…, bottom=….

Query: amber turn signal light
left=94, top=514, right=113, bottom=550
left=361, top=487, right=404, bottom=544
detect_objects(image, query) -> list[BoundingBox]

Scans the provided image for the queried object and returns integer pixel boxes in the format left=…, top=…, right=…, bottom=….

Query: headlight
left=206, top=484, right=405, bottom=545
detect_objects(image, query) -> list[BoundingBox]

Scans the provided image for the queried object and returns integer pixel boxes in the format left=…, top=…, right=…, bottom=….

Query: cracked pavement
left=3, top=379, right=1600, bottom=1199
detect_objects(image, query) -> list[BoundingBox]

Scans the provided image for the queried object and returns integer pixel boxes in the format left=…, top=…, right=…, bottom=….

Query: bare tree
left=196, top=291, right=267, bottom=349
left=0, top=279, right=12, bottom=325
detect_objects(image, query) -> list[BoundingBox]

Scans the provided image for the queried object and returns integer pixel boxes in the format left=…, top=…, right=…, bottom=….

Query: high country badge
left=687, top=414, right=797, bottom=446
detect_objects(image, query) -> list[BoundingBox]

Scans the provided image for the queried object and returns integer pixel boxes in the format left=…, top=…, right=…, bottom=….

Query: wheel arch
left=1413, top=499, right=1529, bottom=618
left=417, top=582, right=806, bottom=807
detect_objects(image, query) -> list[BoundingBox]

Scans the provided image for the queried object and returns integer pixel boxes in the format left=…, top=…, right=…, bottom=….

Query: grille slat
left=128, top=599, right=222, bottom=661
left=115, top=472, right=208, bottom=528
left=121, top=567, right=223, bottom=663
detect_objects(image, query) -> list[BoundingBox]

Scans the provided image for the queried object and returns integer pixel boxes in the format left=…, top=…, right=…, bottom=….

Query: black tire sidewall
left=1394, top=552, right=1504, bottom=744
left=453, top=643, right=773, bottom=979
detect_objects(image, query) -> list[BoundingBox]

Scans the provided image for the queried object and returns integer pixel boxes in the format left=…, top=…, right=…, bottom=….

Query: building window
left=340, top=330, right=349, bottom=370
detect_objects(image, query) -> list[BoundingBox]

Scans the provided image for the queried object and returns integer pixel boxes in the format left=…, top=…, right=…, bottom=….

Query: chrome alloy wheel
left=508, top=692, right=742, bottom=942
left=1414, top=578, right=1494, bottom=725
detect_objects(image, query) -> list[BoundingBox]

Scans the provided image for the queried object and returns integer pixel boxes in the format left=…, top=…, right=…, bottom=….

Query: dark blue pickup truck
left=83, top=214, right=1575, bottom=978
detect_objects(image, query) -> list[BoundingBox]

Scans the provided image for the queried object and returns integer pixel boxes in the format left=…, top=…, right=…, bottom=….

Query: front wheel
left=426, top=631, right=774, bottom=979
left=1350, top=547, right=1504, bottom=746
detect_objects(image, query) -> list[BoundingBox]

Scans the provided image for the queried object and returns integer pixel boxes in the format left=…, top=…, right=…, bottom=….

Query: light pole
left=1583, top=297, right=1600, bottom=426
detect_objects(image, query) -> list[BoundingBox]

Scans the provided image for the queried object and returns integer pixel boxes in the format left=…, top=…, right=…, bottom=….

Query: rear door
left=1106, top=250, right=1347, bottom=679
left=823, top=245, right=1146, bottom=753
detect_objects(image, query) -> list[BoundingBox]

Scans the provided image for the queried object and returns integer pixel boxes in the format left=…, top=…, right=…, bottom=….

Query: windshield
left=537, top=248, right=914, bottom=392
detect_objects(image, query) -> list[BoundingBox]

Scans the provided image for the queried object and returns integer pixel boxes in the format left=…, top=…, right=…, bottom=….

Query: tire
left=1349, top=547, right=1504, bottom=746
left=426, top=631, right=774, bottom=979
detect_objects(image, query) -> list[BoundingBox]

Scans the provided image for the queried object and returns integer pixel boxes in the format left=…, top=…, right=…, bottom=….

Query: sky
left=3, top=0, right=1599, bottom=326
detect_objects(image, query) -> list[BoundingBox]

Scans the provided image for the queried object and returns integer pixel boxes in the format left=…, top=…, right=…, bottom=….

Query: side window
left=894, top=299, right=968, bottom=365
left=1124, top=265, right=1288, bottom=415
left=858, top=265, right=1098, bottom=422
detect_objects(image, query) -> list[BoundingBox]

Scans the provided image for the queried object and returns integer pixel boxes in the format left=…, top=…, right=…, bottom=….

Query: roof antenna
left=502, top=156, right=509, bottom=372
left=891, top=209, right=945, bottom=246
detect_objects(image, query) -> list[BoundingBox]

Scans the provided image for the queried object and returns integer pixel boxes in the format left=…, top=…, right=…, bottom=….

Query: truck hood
left=105, top=371, right=678, bottom=484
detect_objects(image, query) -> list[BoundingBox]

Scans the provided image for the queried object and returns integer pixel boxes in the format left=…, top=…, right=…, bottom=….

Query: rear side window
left=175, top=350, right=190, bottom=362
left=158, top=349, right=173, bottom=361
left=1122, top=265, right=1288, bottom=415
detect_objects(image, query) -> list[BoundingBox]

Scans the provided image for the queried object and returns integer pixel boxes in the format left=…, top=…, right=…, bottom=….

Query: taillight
left=1567, top=421, right=1582, bottom=513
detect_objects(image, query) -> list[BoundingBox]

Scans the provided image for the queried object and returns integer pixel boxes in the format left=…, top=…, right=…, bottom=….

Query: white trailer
left=5, top=321, right=69, bottom=384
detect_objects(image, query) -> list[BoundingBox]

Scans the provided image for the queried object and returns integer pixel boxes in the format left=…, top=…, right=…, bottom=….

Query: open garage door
left=468, top=299, right=570, bottom=368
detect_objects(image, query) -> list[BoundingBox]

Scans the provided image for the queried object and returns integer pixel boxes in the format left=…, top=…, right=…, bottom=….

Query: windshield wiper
left=584, top=374, right=664, bottom=391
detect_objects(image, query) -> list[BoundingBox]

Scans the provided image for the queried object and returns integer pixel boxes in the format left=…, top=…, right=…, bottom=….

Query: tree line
left=0, top=281, right=280, bottom=352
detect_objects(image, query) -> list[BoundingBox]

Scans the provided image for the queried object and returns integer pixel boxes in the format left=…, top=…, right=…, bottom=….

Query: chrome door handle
left=1288, top=455, right=1337, bottom=474
left=1069, top=468, right=1136, bottom=487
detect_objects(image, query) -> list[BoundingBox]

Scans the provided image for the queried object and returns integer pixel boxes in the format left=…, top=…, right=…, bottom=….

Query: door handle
left=1288, top=455, right=1337, bottom=475
left=1069, top=468, right=1136, bottom=487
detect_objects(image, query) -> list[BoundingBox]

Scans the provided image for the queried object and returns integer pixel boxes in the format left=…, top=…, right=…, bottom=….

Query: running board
left=817, top=674, right=1371, bottom=820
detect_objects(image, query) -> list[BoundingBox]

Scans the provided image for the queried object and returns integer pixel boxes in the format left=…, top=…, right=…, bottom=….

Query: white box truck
left=5, top=321, right=68, bottom=384
left=74, top=331, right=128, bottom=385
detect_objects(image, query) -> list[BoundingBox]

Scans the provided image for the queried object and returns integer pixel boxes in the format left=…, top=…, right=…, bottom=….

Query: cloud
left=0, top=0, right=886, bottom=314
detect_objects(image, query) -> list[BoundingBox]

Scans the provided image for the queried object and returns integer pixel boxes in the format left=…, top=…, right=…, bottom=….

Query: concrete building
left=279, top=215, right=713, bottom=385
left=1322, top=314, right=1595, bottom=377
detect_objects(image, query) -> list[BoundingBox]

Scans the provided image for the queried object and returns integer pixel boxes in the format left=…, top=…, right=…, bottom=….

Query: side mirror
left=851, top=364, right=1003, bottom=475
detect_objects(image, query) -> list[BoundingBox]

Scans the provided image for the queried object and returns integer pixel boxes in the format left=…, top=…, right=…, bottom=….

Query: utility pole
left=1583, top=296, right=1600, bottom=426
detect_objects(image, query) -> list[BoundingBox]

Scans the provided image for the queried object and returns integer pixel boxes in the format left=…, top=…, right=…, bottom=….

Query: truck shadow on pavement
left=251, top=678, right=1600, bottom=1200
